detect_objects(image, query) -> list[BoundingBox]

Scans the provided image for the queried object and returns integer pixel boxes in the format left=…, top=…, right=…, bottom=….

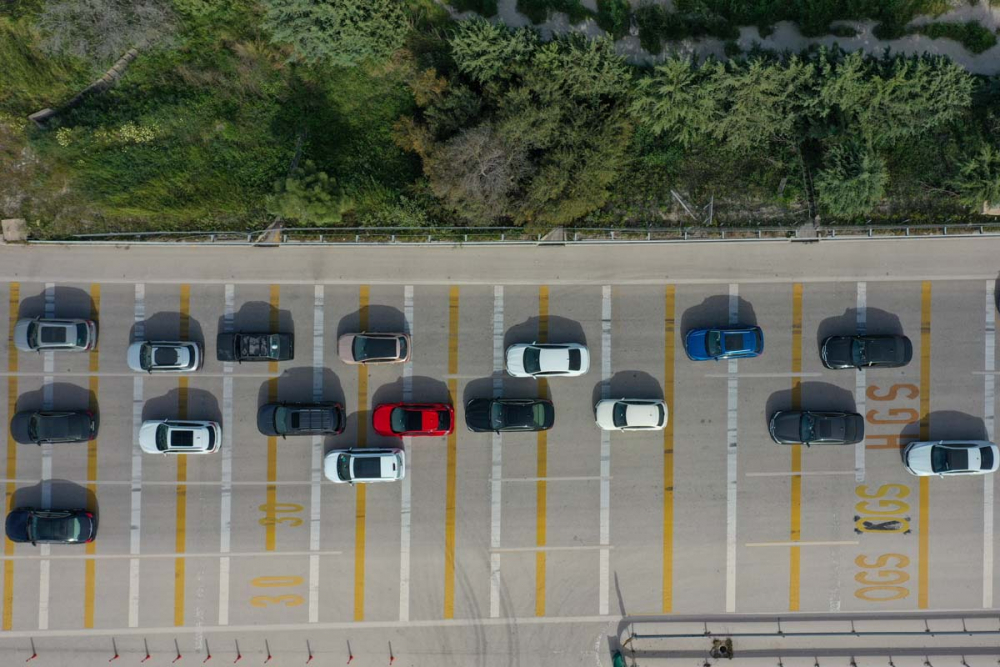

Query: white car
left=595, top=399, right=668, bottom=431
left=139, top=420, right=221, bottom=455
left=127, top=341, right=202, bottom=373
left=505, top=342, right=590, bottom=378
left=902, top=440, right=998, bottom=476
left=324, top=448, right=405, bottom=484
left=14, top=318, right=97, bottom=352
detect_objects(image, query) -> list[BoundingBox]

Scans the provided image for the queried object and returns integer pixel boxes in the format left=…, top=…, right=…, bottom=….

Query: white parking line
left=399, top=285, right=413, bottom=622
left=745, top=471, right=855, bottom=477
left=746, top=540, right=859, bottom=548
left=129, top=284, right=145, bottom=628
left=309, top=284, right=325, bottom=624
left=6, top=549, right=345, bottom=561
left=726, top=283, right=738, bottom=613
left=39, top=282, right=55, bottom=631
left=599, top=285, right=611, bottom=616
left=218, top=284, right=234, bottom=626
left=497, top=476, right=608, bottom=483
left=489, top=285, right=503, bottom=619
left=703, top=372, right=821, bottom=378
left=984, top=280, right=995, bottom=609
left=491, top=545, right=612, bottom=553
left=855, top=282, right=867, bottom=482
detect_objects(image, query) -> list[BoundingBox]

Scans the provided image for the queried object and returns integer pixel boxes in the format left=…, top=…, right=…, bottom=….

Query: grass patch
left=445, top=0, right=498, bottom=16
left=910, top=20, right=998, bottom=54
left=516, top=0, right=592, bottom=25
left=0, top=17, right=91, bottom=115
left=595, top=0, right=631, bottom=39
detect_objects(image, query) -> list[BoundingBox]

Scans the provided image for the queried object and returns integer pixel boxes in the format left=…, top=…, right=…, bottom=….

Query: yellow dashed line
left=663, top=285, right=675, bottom=613
left=84, top=283, right=100, bottom=628
left=354, top=285, right=369, bottom=621
left=265, top=285, right=280, bottom=552
left=174, top=285, right=191, bottom=627
left=789, top=283, right=803, bottom=611
left=536, top=286, right=548, bottom=617
left=3, top=282, right=19, bottom=631
left=919, top=281, right=931, bottom=609
left=444, top=287, right=460, bottom=618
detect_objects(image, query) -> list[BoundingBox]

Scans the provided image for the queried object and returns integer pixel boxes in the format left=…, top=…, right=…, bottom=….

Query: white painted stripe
left=489, top=285, right=504, bottom=619
left=746, top=540, right=859, bottom=548
left=745, top=471, right=856, bottom=478
left=309, top=284, right=324, bottom=624
left=703, top=372, right=822, bottom=379
left=38, top=283, right=55, bottom=631
left=984, top=280, right=995, bottom=609
left=37, top=560, right=49, bottom=630
left=399, top=285, right=414, bottom=622
left=129, top=283, right=144, bottom=628
left=491, top=545, right=612, bottom=553
left=726, top=283, right=739, bottom=613
left=497, top=476, right=609, bottom=483
left=855, top=282, right=867, bottom=483
left=599, top=285, right=611, bottom=616
left=218, top=284, right=235, bottom=626
left=6, top=549, right=344, bottom=561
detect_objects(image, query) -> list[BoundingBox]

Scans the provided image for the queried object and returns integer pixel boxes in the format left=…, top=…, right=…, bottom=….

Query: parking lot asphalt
left=0, top=239, right=999, bottom=666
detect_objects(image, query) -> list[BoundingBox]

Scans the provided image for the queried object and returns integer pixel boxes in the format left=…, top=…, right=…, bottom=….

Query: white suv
left=139, top=420, right=221, bottom=455
left=324, top=448, right=405, bottom=484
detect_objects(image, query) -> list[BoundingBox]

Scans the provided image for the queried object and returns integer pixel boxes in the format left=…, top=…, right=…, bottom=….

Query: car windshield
left=273, top=407, right=290, bottom=433
left=155, top=424, right=169, bottom=452
left=139, top=344, right=153, bottom=369
left=206, top=428, right=215, bottom=450
left=931, top=446, right=969, bottom=473
left=336, top=454, right=351, bottom=481
left=32, top=515, right=82, bottom=542
left=398, top=337, right=408, bottom=360
left=706, top=331, right=723, bottom=357
left=75, top=323, right=89, bottom=347
left=800, top=413, right=816, bottom=442
left=567, top=349, right=581, bottom=371
left=27, top=415, right=39, bottom=441
left=391, top=408, right=423, bottom=433
left=354, top=336, right=396, bottom=361
left=26, top=322, right=38, bottom=348
left=523, top=347, right=541, bottom=374
left=613, top=403, right=628, bottom=428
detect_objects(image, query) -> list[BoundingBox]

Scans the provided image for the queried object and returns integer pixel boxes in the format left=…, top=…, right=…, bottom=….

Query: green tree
left=951, top=145, right=1000, bottom=209
left=449, top=18, right=538, bottom=84
left=630, top=58, right=717, bottom=147
left=267, top=160, right=353, bottom=224
left=261, top=0, right=407, bottom=67
left=814, top=141, right=888, bottom=218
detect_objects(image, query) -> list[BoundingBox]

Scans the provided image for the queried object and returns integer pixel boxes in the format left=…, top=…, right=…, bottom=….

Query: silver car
left=138, top=420, right=221, bottom=455
left=14, top=318, right=97, bottom=352
left=505, top=342, right=590, bottom=378
left=127, top=341, right=202, bottom=373
left=903, top=440, right=999, bottom=476
left=323, top=448, right=405, bottom=484
left=337, top=333, right=410, bottom=364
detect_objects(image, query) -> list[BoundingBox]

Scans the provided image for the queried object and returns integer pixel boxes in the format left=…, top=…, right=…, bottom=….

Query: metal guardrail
left=23, top=224, right=1000, bottom=245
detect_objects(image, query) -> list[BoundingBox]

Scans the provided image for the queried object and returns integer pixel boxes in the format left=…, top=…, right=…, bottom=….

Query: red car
left=373, top=403, right=454, bottom=437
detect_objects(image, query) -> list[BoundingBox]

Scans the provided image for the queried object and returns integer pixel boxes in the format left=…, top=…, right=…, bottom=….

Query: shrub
left=595, top=0, right=631, bottom=40
left=951, top=145, right=1000, bottom=209
left=910, top=21, right=998, bottom=54
left=446, top=0, right=498, bottom=16
left=516, top=0, right=592, bottom=25
left=267, top=160, right=354, bottom=224
left=815, top=141, right=889, bottom=218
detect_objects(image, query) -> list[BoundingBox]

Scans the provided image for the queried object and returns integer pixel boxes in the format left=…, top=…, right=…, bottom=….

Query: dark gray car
left=465, top=398, right=554, bottom=433
left=11, top=411, right=96, bottom=445
left=821, top=335, right=912, bottom=369
left=257, top=403, right=344, bottom=437
left=5, top=508, right=97, bottom=545
left=768, top=410, right=864, bottom=446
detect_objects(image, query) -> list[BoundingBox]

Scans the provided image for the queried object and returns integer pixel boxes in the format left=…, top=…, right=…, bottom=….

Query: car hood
left=372, top=405, right=394, bottom=434
left=506, top=347, right=527, bottom=375
left=256, top=404, right=279, bottom=436
left=13, top=319, right=31, bottom=350
left=595, top=400, right=616, bottom=428
left=126, top=342, right=145, bottom=371
left=770, top=412, right=802, bottom=442
left=685, top=330, right=709, bottom=358
left=822, top=337, right=853, bottom=365
left=905, top=443, right=934, bottom=474
left=138, top=421, right=161, bottom=453
left=465, top=399, right=493, bottom=431
left=337, top=335, right=355, bottom=361
left=5, top=510, right=30, bottom=542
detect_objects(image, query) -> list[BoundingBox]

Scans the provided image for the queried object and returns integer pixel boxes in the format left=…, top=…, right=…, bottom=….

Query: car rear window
left=981, top=447, right=994, bottom=470
left=568, top=349, right=581, bottom=371
left=437, top=411, right=451, bottom=431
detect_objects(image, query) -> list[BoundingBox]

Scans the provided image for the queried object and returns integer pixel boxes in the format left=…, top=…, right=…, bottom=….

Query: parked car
left=216, top=332, right=293, bottom=362
left=465, top=398, right=554, bottom=433
left=127, top=340, right=202, bottom=373
left=820, top=334, right=912, bottom=370
left=257, top=403, right=344, bottom=437
left=338, top=333, right=410, bottom=365
left=324, top=448, right=405, bottom=484
left=373, top=403, right=454, bottom=437
left=768, top=410, right=864, bottom=446
left=5, top=508, right=96, bottom=545
left=11, top=410, right=96, bottom=445
left=139, top=419, right=221, bottom=454
left=13, top=317, right=97, bottom=352
left=902, top=440, right=999, bottom=476
left=595, top=399, right=668, bottom=431
left=685, top=326, right=763, bottom=361
left=505, top=342, right=590, bottom=378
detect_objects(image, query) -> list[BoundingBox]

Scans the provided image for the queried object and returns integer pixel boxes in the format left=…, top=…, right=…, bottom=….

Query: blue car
left=685, top=326, right=764, bottom=361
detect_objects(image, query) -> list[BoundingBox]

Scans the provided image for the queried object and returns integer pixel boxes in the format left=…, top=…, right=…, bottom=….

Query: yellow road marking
left=663, top=286, right=675, bottom=613
left=919, top=281, right=931, bottom=609
left=175, top=285, right=191, bottom=627
left=84, top=283, right=100, bottom=628
left=3, top=282, right=19, bottom=631
left=265, top=285, right=280, bottom=552
left=536, top=286, right=548, bottom=617
left=789, top=283, right=803, bottom=611
left=444, top=286, right=459, bottom=619
left=354, top=286, right=369, bottom=621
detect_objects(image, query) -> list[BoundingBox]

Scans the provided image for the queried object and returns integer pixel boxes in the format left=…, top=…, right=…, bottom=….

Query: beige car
left=337, top=332, right=410, bottom=364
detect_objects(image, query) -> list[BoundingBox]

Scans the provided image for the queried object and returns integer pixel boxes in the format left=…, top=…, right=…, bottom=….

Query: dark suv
left=257, top=403, right=345, bottom=437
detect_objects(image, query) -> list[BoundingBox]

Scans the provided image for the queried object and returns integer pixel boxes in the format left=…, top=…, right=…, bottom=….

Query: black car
left=768, top=410, right=864, bottom=446
left=11, top=410, right=96, bottom=445
left=257, top=403, right=345, bottom=437
left=821, top=334, right=912, bottom=370
left=465, top=398, right=554, bottom=433
left=5, top=508, right=97, bottom=545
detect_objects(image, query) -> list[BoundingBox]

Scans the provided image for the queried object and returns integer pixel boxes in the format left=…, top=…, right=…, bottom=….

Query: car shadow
left=141, top=388, right=222, bottom=424
left=766, top=382, right=857, bottom=421
left=504, top=315, right=587, bottom=350
left=130, top=311, right=205, bottom=348
left=12, top=383, right=98, bottom=444
left=681, top=295, right=757, bottom=337
left=18, top=286, right=96, bottom=321
left=13, top=479, right=97, bottom=513
left=257, top=366, right=345, bottom=407
left=219, top=301, right=294, bottom=338
left=336, top=305, right=406, bottom=340
left=372, top=375, right=451, bottom=408
left=816, top=308, right=905, bottom=356
left=593, top=370, right=664, bottom=410
left=922, top=410, right=988, bottom=442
